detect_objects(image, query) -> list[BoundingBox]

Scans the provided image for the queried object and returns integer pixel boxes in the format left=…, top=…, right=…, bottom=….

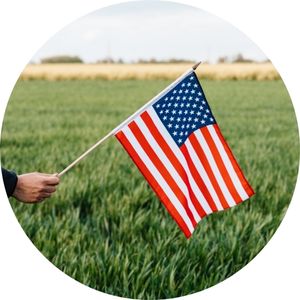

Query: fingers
left=42, top=186, right=57, bottom=193
left=40, top=192, right=52, bottom=198
left=38, top=172, right=59, bottom=177
left=42, top=175, right=60, bottom=186
left=36, top=193, right=52, bottom=203
left=34, top=172, right=60, bottom=185
left=14, top=172, right=61, bottom=204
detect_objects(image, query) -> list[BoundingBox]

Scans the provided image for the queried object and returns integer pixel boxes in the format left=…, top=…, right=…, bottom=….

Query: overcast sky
left=32, top=0, right=267, bottom=63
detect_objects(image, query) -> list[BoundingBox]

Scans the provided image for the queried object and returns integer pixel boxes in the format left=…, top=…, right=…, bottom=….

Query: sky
left=32, top=0, right=267, bottom=63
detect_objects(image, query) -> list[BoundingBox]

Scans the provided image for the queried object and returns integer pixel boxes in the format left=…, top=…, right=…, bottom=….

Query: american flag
left=115, top=70, right=254, bottom=238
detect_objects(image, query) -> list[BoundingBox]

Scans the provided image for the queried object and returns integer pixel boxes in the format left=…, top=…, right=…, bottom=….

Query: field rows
left=2, top=79, right=298, bottom=299
left=20, top=63, right=280, bottom=81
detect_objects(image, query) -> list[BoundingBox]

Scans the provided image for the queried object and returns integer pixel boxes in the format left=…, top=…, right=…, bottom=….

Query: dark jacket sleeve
left=1, top=168, right=18, bottom=197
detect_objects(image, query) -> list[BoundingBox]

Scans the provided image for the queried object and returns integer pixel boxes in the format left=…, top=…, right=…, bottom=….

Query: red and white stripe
left=115, top=106, right=254, bottom=238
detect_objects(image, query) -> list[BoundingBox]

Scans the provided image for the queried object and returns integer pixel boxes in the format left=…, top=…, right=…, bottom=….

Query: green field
left=1, top=79, right=299, bottom=299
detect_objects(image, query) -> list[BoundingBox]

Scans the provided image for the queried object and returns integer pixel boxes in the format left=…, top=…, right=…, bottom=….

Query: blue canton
left=153, top=71, right=216, bottom=147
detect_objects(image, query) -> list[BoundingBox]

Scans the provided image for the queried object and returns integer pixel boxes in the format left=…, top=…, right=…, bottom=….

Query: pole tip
left=192, top=61, right=202, bottom=70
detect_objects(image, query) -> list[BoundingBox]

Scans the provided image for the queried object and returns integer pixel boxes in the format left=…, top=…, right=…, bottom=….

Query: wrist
left=12, top=175, right=21, bottom=198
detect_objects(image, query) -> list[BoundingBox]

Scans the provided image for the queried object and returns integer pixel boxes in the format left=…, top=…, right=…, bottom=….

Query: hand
left=13, top=172, right=60, bottom=203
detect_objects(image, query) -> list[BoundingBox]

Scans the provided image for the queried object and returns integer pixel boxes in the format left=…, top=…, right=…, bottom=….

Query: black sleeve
left=1, top=168, right=18, bottom=197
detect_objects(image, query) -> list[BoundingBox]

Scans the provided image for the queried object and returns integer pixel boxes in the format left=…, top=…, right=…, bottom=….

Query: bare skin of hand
left=12, top=172, right=60, bottom=203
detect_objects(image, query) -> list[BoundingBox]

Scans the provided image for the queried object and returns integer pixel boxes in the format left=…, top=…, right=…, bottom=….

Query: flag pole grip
left=58, top=62, right=201, bottom=177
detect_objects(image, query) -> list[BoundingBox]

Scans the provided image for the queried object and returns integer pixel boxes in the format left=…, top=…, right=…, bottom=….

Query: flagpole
left=58, top=61, right=201, bottom=177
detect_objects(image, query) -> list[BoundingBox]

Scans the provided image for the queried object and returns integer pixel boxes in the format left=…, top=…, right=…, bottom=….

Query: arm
left=1, top=167, right=18, bottom=197
left=1, top=168, right=60, bottom=203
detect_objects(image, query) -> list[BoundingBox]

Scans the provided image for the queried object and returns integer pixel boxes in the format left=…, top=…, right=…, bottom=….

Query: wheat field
left=20, top=63, right=279, bottom=81
left=2, top=78, right=298, bottom=299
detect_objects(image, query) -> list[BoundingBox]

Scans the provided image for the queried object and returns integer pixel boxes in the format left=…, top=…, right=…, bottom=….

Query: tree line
left=38, top=54, right=268, bottom=64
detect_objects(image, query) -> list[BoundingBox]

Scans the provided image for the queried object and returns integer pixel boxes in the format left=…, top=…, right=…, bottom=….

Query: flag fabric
left=115, top=70, right=254, bottom=238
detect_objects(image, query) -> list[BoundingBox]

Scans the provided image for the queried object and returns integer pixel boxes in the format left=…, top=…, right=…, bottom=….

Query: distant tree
left=149, top=58, right=158, bottom=63
left=217, top=56, right=229, bottom=63
left=136, top=58, right=195, bottom=64
left=96, top=57, right=115, bottom=64
left=41, top=55, right=83, bottom=63
left=262, top=58, right=271, bottom=63
left=232, top=53, right=254, bottom=63
left=167, top=58, right=196, bottom=64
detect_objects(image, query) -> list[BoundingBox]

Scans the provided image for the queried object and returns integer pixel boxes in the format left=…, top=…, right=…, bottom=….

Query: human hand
left=12, top=172, right=60, bottom=203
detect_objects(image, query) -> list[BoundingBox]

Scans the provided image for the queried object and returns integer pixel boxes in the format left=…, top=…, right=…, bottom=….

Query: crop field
left=1, top=78, right=299, bottom=299
left=20, top=62, right=279, bottom=81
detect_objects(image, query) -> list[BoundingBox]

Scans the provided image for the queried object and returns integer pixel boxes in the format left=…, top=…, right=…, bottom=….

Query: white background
left=0, top=0, right=299, bottom=299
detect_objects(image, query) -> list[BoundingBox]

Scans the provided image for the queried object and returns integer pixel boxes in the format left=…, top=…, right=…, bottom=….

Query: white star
left=199, top=106, right=204, bottom=110
left=185, top=89, right=189, bottom=94
left=210, top=117, right=214, bottom=122
left=156, top=104, right=160, bottom=108
left=178, top=139, right=182, bottom=143
left=206, top=109, right=210, bottom=113
left=181, top=83, right=186, bottom=87
left=182, top=96, right=187, bottom=100
left=195, top=97, right=200, bottom=102
left=202, top=100, right=206, bottom=104
left=198, top=92, right=202, bottom=96
left=192, top=124, right=196, bottom=129
left=167, top=123, right=172, bottom=128
left=174, top=103, right=178, bottom=108
left=176, top=96, right=180, bottom=100
left=201, top=119, right=205, bottom=124
left=189, top=76, right=194, bottom=80
left=203, top=114, right=208, bottom=118
left=173, top=131, right=178, bottom=136
left=184, top=110, right=188, bottom=115
left=192, top=104, right=197, bottom=108
left=191, top=90, right=195, bottom=94
left=170, top=116, right=174, bottom=121
left=180, top=103, right=184, bottom=108
left=187, top=82, right=191, bottom=87
left=179, top=90, right=183, bottom=94
left=176, top=117, right=181, bottom=122
left=193, top=83, right=198, bottom=88
left=185, top=131, right=188, bottom=135
left=181, top=124, right=185, bottom=129
left=164, top=97, right=169, bottom=101
left=162, top=104, right=166, bottom=108
left=196, top=112, right=201, bottom=116
left=186, top=103, right=190, bottom=108
left=170, top=96, right=174, bottom=100
left=190, top=110, right=195, bottom=115
left=165, top=109, right=169, bottom=113
left=163, top=116, right=167, bottom=120
left=183, top=117, right=187, bottom=122
left=194, top=117, right=199, bottom=122
left=186, top=124, right=190, bottom=128
left=172, top=110, right=176, bottom=114
left=189, top=96, right=193, bottom=100
left=175, top=124, right=179, bottom=129
left=159, top=110, right=164, bottom=114
left=180, top=132, right=184, bottom=136
left=167, top=103, right=172, bottom=107
left=178, top=110, right=182, bottom=115
left=188, top=117, right=192, bottom=122
left=173, top=90, right=177, bottom=94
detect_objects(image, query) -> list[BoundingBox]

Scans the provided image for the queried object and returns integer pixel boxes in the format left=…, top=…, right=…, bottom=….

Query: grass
left=20, top=63, right=280, bottom=81
left=1, top=78, right=298, bottom=299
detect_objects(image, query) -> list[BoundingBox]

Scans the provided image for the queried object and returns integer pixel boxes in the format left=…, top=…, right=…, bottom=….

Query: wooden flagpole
left=58, top=62, right=201, bottom=177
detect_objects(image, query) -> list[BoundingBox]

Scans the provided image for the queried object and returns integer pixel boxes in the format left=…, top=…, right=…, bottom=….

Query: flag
left=115, top=70, right=254, bottom=238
